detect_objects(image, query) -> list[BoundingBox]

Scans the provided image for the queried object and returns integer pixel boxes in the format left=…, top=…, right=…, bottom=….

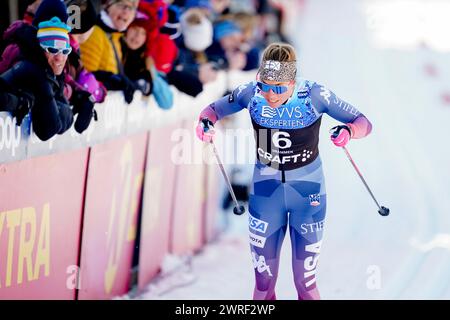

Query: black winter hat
left=65, top=0, right=98, bottom=34
left=33, top=0, right=69, bottom=26
left=160, top=4, right=182, bottom=40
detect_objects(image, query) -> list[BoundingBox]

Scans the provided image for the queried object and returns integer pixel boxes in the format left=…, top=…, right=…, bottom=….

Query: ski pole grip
left=201, top=118, right=214, bottom=133
left=329, top=127, right=339, bottom=139
left=330, top=125, right=350, bottom=139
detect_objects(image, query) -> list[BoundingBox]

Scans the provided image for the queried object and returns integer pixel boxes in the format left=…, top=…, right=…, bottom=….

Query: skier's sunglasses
left=256, top=81, right=289, bottom=94
left=41, top=45, right=72, bottom=56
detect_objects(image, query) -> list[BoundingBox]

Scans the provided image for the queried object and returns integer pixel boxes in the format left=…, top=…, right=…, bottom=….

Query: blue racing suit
left=199, top=79, right=372, bottom=299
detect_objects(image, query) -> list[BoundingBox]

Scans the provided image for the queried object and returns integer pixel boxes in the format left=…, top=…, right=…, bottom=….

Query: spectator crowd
left=0, top=0, right=290, bottom=141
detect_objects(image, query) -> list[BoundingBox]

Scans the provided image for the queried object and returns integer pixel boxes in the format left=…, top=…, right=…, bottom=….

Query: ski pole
left=201, top=119, right=245, bottom=215
left=341, top=146, right=390, bottom=216
left=210, top=140, right=246, bottom=215
left=330, top=127, right=390, bottom=216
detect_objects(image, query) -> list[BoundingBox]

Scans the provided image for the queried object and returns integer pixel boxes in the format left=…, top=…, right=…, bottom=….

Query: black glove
left=134, top=70, right=153, bottom=96
left=120, top=75, right=137, bottom=104
left=134, top=79, right=152, bottom=96
left=91, top=71, right=136, bottom=104
left=70, top=90, right=95, bottom=133
left=104, top=74, right=136, bottom=104
left=201, top=118, right=214, bottom=132
left=329, top=125, right=351, bottom=139
left=57, top=101, right=74, bottom=134
left=92, top=71, right=120, bottom=90
left=13, top=90, right=34, bottom=126
left=71, top=90, right=93, bottom=114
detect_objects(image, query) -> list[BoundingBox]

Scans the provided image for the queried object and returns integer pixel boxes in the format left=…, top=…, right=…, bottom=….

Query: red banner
left=0, top=148, right=89, bottom=299
left=77, top=133, right=148, bottom=299
left=204, top=161, right=221, bottom=243
left=170, top=120, right=206, bottom=254
left=137, top=123, right=180, bottom=289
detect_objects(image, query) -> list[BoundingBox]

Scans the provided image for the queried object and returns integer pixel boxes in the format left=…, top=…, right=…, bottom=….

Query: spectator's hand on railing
left=71, top=90, right=93, bottom=114
left=120, top=75, right=137, bottom=104
left=14, top=90, right=34, bottom=126
left=92, top=71, right=136, bottom=104
left=71, top=90, right=96, bottom=134
left=134, top=70, right=153, bottom=97
left=108, top=74, right=136, bottom=104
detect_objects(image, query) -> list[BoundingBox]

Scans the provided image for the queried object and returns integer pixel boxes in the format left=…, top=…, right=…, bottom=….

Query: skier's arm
left=310, top=83, right=372, bottom=139
left=198, top=82, right=254, bottom=124
left=196, top=82, right=254, bottom=142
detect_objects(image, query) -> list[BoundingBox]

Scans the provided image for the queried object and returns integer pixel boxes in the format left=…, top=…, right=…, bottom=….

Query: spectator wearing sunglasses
left=195, top=43, right=372, bottom=300
left=0, top=0, right=68, bottom=75
left=0, top=16, right=74, bottom=141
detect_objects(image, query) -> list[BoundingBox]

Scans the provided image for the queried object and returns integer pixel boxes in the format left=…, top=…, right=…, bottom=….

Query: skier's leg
left=248, top=165, right=288, bottom=300
left=286, top=159, right=326, bottom=300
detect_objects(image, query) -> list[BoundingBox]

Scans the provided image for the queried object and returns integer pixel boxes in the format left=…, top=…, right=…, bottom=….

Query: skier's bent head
left=257, top=43, right=297, bottom=109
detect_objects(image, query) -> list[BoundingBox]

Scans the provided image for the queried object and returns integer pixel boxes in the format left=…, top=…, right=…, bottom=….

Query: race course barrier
left=0, top=69, right=256, bottom=299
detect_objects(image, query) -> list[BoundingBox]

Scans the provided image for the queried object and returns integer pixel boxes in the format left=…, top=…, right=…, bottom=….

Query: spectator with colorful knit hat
left=1, top=16, right=74, bottom=140
left=79, top=0, right=138, bottom=104
left=0, top=0, right=68, bottom=74
left=37, top=16, right=72, bottom=53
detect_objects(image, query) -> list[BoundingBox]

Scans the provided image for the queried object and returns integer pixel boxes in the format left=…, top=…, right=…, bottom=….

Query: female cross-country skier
left=195, top=43, right=372, bottom=300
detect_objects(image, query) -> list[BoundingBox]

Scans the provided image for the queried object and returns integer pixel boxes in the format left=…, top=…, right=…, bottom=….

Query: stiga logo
left=249, top=214, right=268, bottom=234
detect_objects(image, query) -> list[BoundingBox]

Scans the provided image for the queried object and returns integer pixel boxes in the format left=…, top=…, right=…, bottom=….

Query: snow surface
left=135, top=0, right=450, bottom=300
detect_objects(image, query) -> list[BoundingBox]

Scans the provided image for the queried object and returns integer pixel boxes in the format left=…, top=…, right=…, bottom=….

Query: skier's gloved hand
left=196, top=118, right=215, bottom=142
left=330, top=125, right=351, bottom=147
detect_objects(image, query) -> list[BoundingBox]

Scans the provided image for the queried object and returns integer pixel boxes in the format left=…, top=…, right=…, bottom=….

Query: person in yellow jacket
left=79, top=0, right=138, bottom=103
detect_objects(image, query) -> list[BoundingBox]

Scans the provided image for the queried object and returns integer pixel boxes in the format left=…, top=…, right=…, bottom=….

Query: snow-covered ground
left=136, top=0, right=450, bottom=300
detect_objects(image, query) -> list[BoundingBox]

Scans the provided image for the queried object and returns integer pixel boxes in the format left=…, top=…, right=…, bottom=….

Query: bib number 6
left=272, top=131, right=292, bottom=149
